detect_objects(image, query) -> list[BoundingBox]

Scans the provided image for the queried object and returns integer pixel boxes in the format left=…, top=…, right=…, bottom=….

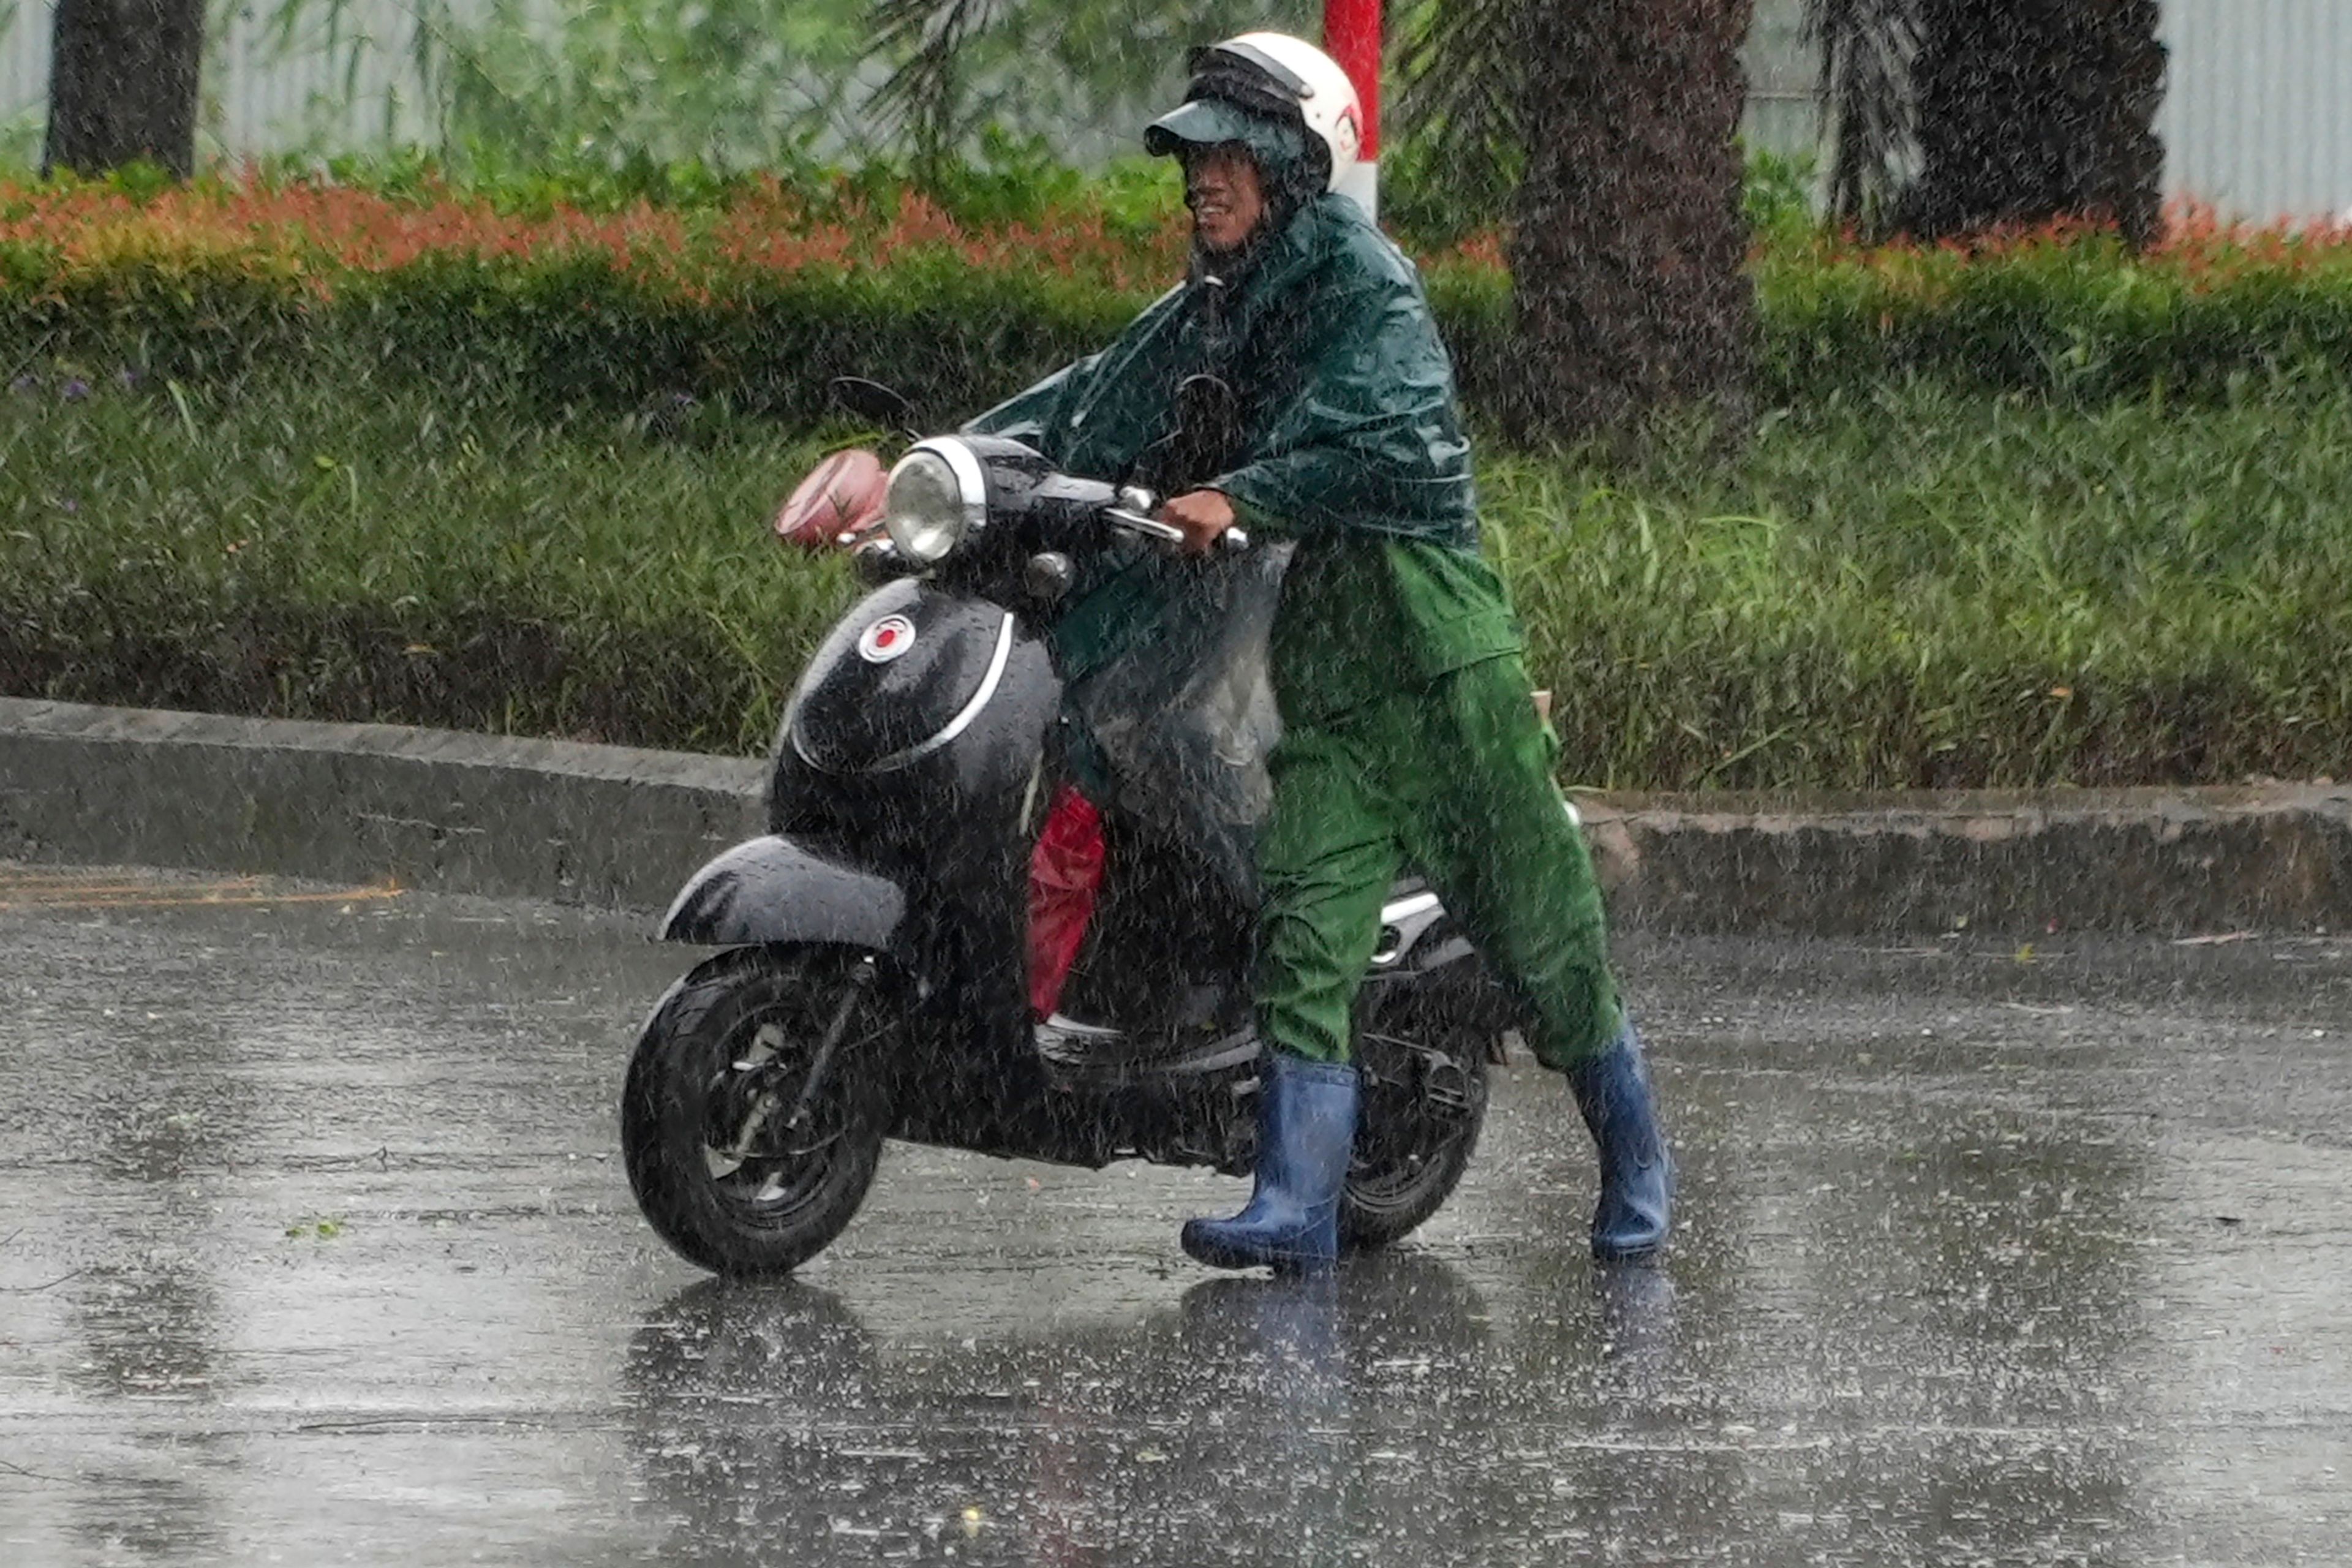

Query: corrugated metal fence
left=0, top=1, right=49, bottom=157
left=0, top=0, right=1829, bottom=168
left=1, top=0, right=450, bottom=161
left=1745, top=0, right=1820, bottom=162
left=4, top=1, right=2350, bottom=219
left=203, top=2, right=444, bottom=152
left=2160, top=0, right=2352, bottom=222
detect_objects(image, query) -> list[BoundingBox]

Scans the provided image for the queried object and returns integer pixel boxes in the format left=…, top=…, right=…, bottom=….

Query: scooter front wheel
left=622, top=946, right=891, bottom=1278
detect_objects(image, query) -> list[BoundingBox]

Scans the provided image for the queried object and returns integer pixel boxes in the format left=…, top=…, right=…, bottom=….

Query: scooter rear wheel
left=1342, top=1003, right=1493, bottom=1251
left=622, top=946, right=890, bottom=1278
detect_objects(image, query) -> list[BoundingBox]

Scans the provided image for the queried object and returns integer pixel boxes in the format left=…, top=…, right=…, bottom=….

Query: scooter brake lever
left=1102, top=507, right=1250, bottom=554
left=1103, top=506, right=1185, bottom=544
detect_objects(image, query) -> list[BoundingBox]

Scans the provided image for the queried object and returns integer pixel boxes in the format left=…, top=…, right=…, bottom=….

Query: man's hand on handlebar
left=1158, top=489, right=1237, bottom=556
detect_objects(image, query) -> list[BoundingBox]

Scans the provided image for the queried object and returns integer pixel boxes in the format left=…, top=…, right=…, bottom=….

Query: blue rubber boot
left=1567, top=1023, right=1675, bottom=1261
left=1182, top=1055, right=1359, bottom=1272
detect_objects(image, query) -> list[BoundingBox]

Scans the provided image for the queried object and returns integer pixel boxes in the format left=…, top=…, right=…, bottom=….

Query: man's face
left=1185, top=144, right=1266, bottom=254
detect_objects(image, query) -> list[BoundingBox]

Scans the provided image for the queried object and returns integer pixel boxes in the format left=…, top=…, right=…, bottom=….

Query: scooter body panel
left=756, top=582, right=1104, bottom=1161
left=787, top=579, right=1021, bottom=776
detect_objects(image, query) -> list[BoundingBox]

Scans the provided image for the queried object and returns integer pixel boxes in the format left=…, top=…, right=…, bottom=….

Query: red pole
left=1323, top=0, right=1380, bottom=217
left=1323, top=0, right=1381, bottom=159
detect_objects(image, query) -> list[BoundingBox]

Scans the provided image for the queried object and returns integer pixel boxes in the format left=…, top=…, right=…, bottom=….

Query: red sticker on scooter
left=858, top=614, right=918, bottom=663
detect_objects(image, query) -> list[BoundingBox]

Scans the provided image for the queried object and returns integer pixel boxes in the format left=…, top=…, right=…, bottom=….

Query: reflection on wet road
left=3, top=865, right=2348, bottom=1564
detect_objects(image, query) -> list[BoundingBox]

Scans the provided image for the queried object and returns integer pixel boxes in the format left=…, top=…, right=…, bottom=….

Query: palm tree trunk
left=1505, top=0, right=1758, bottom=445
left=43, top=0, right=206, bottom=180
left=1900, top=0, right=2164, bottom=246
left=2083, top=0, right=2166, bottom=243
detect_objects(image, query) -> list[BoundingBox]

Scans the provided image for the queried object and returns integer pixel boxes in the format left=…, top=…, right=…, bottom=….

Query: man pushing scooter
left=973, top=32, right=1675, bottom=1269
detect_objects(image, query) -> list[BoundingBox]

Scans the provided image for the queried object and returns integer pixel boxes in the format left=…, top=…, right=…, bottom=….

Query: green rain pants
left=1256, top=654, right=1624, bottom=1072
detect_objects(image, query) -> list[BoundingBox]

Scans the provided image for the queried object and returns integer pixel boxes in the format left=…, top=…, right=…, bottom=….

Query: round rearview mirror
left=827, top=377, right=916, bottom=432
left=775, top=448, right=888, bottom=550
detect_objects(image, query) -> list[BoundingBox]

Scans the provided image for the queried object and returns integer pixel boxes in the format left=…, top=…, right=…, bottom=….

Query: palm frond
left=1806, top=0, right=1920, bottom=228
left=1393, top=0, right=1532, bottom=223
left=865, top=0, right=1015, bottom=168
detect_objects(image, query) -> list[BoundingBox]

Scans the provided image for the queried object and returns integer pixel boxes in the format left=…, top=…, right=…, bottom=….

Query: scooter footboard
left=659, top=835, right=906, bottom=949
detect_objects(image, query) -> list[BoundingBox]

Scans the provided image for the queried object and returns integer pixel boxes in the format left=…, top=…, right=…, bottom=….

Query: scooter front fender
left=658, top=835, right=906, bottom=950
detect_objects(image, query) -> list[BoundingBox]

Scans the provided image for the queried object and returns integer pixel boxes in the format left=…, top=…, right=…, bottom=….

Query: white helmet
left=1145, top=31, right=1365, bottom=197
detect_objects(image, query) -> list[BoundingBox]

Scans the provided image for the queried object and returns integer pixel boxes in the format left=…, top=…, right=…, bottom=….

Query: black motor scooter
left=622, top=380, right=1509, bottom=1277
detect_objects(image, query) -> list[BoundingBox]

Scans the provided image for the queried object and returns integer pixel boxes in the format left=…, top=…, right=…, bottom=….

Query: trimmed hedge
left=1758, top=219, right=2352, bottom=402
left=9, top=178, right=2352, bottom=426
left=0, top=177, right=1163, bottom=427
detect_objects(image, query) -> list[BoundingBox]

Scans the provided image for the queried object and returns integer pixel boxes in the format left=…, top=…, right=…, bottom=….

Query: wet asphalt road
left=2, top=864, right=2349, bottom=1566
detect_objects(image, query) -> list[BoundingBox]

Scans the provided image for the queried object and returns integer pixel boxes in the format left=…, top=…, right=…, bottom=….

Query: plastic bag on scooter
left=1065, top=541, right=1291, bottom=900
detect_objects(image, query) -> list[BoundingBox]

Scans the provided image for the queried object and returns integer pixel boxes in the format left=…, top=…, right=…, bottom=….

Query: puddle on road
left=0, top=865, right=404, bottom=911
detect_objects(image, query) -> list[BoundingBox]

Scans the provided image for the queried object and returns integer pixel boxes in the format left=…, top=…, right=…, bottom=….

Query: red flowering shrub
left=7, top=173, right=2352, bottom=415
left=0, top=173, right=1200, bottom=291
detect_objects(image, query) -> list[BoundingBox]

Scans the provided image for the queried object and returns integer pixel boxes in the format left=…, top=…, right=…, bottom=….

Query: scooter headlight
left=883, top=440, right=987, bottom=566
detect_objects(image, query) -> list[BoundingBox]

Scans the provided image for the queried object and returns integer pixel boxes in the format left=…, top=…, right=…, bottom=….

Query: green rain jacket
left=966, top=118, right=1522, bottom=724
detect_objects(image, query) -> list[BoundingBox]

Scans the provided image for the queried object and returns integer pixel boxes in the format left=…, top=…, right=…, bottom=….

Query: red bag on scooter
left=1027, top=785, right=1106, bottom=1019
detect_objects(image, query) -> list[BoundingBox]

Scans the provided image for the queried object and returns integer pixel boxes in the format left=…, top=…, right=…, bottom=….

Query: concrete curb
left=0, top=697, right=763, bottom=912
left=1574, top=784, right=2352, bottom=935
left=5, top=696, right=2348, bottom=933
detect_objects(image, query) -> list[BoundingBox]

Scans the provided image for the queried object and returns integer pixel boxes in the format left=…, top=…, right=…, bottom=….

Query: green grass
left=1488, top=384, right=2352, bottom=788
left=6, top=365, right=2350, bottom=788
left=1, top=364, right=855, bottom=754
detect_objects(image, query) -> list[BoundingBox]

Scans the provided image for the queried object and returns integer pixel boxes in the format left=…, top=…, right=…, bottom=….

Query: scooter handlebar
left=1102, top=507, right=1250, bottom=556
